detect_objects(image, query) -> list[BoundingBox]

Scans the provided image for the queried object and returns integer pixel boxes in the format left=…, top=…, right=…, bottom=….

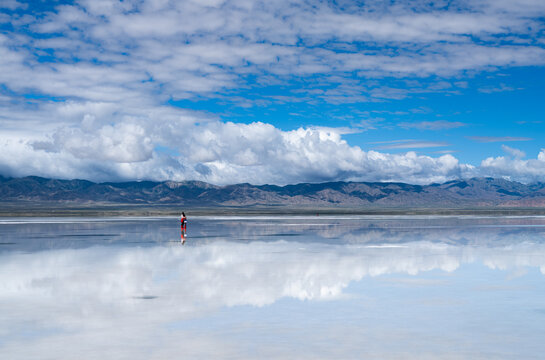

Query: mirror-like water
left=1, top=216, right=545, bottom=359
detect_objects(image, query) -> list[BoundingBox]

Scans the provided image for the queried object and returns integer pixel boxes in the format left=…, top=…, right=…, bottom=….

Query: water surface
left=1, top=215, right=545, bottom=359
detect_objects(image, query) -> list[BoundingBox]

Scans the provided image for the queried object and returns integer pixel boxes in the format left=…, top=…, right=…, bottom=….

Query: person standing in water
left=180, top=212, right=187, bottom=244
left=181, top=212, right=187, bottom=229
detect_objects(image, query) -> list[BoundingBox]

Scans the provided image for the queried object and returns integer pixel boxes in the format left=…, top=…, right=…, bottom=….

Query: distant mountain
left=1, top=176, right=545, bottom=207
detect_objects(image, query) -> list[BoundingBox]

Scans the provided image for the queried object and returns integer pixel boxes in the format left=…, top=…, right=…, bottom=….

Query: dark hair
left=182, top=212, right=186, bottom=216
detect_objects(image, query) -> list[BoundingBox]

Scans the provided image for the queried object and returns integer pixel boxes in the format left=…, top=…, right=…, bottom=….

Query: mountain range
left=2, top=175, right=545, bottom=208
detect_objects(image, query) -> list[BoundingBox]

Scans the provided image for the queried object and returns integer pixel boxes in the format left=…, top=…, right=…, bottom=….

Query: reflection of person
left=181, top=228, right=187, bottom=245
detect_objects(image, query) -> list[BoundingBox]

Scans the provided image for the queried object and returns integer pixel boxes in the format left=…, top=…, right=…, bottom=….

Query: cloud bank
left=3, top=107, right=545, bottom=184
left=2, top=112, right=474, bottom=184
left=0, top=0, right=544, bottom=184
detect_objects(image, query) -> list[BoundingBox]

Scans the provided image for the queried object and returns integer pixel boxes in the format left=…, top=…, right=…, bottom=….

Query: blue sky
left=0, top=0, right=544, bottom=185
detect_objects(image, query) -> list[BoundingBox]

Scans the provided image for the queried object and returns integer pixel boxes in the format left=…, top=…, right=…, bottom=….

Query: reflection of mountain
left=3, top=175, right=545, bottom=207
left=4, top=216, right=545, bottom=252
left=204, top=216, right=545, bottom=246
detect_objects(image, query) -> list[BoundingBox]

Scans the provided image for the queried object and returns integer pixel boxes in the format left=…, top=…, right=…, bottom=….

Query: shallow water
left=1, top=215, right=545, bottom=359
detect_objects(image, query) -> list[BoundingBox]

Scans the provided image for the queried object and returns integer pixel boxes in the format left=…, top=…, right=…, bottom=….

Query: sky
left=0, top=0, right=544, bottom=185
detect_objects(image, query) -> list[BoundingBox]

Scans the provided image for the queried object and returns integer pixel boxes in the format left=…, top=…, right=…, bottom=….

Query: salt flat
left=1, top=215, right=544, bottom=359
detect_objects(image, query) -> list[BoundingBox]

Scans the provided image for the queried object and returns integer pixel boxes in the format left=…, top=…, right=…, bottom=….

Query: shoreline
left=2, top=203, right=545, bottom=217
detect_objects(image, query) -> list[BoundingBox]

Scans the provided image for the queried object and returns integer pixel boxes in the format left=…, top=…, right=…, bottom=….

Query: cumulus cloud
left=0, top=1, right=544, bottom=184
left=1, top=100, right=543, bottom=185
left=1, top=99, right=544, bottom=185
left=480, top=149, right=545, bottom=183
left=0, top=108, right=476, bottom=184
left=34, top=122, right=154, bottom=163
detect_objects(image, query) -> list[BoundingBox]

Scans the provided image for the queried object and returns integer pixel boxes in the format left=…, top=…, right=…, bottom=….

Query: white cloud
left=0, top=109, right=477, bottom=184
left=0, top=1, right=544, bottom=184
left=375, top=140, right=450, bottom=149
left=478, top=83, right=517, bottom=93
left=501, top=144, right=526, bottom=159
left=34, top=122, right=154, bottom=163
left=479, top=149, right=545, bottom=183
left=468, top=136, right=533, bottom=143
left=399, top=120, right=467, bottom=130
left=1, top=92, right=544, bottom=186
left=3, top=99, right=543, bottom=186
left=1, top=0, right=544, bottom=103
left=0, top=0, right=26, bottom=10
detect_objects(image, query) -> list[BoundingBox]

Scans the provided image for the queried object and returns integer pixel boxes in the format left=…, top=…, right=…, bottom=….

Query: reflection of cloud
left=2, top=238, right=545, bottom=310
left=2, top=217, right=545, bottom=358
